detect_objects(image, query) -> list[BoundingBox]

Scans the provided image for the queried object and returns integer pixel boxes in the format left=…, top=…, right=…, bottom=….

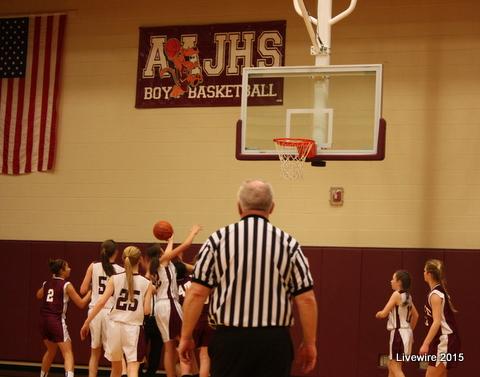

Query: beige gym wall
left=0, top=0, right=479, bottom=248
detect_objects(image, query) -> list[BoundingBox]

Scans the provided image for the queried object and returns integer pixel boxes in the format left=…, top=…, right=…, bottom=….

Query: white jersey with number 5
left=108, top=272, right=150, bottom=325
left=91, top=262, right=125, bottom=309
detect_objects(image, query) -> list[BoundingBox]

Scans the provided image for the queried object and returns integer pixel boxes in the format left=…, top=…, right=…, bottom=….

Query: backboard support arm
left=293, top=0, right=357, bottom=60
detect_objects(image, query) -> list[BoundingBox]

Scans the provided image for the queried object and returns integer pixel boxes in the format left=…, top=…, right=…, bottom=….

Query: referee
left=179, top=179, right=318, bottom=377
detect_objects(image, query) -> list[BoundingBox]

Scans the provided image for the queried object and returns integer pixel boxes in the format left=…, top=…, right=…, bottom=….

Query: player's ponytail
left=425, top=259, right=458, bottom=313
left=123, top=246, right=140, bottom=302
left=100, top=239, right=117, bottom=277
left=48, top=259, right=66, bottom=276
left=394, top=270, right=412, bottom=306
left=146, top=244, right=161, bottom=286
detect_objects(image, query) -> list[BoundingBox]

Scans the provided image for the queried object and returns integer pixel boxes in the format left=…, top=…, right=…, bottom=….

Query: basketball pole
left=293, top=0, right=357, bottom=149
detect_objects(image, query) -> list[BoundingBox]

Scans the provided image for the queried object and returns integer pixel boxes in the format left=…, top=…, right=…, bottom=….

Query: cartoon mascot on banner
left=160, top=38, right=203, bottom=98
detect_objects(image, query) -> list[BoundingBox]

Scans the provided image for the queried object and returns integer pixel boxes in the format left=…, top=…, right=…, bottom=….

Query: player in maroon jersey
left=419, top=259, right=461, bottom=376
left=36, top=259, right=91, bottom=377
left=176, top=260, right=212, bottom=377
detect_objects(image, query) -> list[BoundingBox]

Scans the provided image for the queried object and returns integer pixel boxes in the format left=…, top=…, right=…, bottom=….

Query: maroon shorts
left=39, top=315, right=69, bottom=343
left=193, top=318, right=214, bottom=347
left=428, top=333, right=461, bottom=369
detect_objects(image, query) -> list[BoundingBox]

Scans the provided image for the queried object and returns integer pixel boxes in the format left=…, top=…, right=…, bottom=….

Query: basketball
left=153, top=220, right=174, bottom=241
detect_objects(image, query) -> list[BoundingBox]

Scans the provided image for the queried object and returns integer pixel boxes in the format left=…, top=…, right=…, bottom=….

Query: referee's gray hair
left=237, top=179, right=274, bottom=212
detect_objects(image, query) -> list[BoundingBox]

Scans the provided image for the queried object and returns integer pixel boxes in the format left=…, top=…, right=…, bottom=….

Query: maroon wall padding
left=318, top=248, right=363, bottom=377
left=1, top=241, right=31, bottom=361
left=357, top=248, right=402, bottom=377
left=442, top=251, right=480, bottom=376
left=0, top=240, right=478, bottom=377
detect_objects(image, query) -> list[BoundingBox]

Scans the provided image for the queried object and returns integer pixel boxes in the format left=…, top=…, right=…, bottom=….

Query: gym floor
left=0, top=365, right=168, bottom=377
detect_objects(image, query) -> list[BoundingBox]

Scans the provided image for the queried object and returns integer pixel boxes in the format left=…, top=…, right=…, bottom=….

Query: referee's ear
left=269, top=202, right=275, bottom=214
left=237, top=202, right=243, bottom=217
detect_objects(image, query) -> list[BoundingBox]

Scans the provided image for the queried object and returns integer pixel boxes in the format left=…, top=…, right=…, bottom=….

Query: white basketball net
left=274, top=138, right=315, bottom=180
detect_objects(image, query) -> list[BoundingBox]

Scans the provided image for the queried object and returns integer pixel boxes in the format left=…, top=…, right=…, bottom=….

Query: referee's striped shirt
left=192, top=214, right=314, bottom=328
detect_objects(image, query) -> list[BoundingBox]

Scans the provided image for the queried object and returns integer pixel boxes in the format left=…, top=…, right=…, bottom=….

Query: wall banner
left=135, top=20, right=286, bottom=108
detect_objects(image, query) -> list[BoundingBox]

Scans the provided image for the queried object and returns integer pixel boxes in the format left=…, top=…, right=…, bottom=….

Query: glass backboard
left=236, top=64, right=386, bottom=161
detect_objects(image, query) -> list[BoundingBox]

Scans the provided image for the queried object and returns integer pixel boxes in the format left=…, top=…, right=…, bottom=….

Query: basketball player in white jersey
left=80, top=246, right=153, bottom=377
left=152, top=224, right=201, bottom=377
left=80, top=240, right=125, bottom=377
left=376, top=270, right=419, bottom=377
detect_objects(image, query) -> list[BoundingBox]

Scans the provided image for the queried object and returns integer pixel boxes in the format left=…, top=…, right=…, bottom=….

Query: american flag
left=0, top=14, right=66, bottom=175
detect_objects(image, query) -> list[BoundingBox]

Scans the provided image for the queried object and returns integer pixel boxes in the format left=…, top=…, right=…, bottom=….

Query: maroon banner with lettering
left=135, top=20, right=286, bottom=108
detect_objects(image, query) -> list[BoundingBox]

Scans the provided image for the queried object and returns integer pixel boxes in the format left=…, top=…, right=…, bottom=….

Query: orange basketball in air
left=153, top=220, right=173, bottom=241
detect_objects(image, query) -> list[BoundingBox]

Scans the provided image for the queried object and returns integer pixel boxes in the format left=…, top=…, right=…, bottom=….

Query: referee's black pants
left=209, top=326, right=294, bottom=377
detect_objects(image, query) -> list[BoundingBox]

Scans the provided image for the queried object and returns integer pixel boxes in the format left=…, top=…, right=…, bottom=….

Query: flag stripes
left=0, top=14, right=66, bottom=175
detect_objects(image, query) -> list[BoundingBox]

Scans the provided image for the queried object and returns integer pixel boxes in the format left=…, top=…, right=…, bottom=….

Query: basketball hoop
left=273, top=138, right=316, bottom=180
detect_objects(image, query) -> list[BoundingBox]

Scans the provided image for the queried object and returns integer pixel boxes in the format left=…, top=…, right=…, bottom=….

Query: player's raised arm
left=160, top=224, right=202, bottom=263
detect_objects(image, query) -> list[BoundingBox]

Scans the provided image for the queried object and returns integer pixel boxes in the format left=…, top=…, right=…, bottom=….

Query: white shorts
left=89, top=307, right=110, bottom=350
left=389, top=328, right=413, bottom=360
left=154, top=298, right=183, bottom=342
left=104, top=320, right=145, bottom=363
